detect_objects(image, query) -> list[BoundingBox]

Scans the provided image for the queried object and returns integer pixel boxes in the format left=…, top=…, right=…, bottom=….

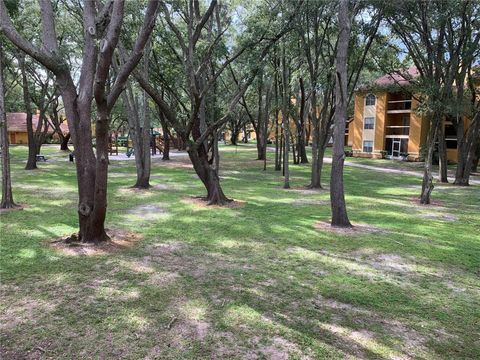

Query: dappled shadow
left=2, top=144, right=479, bottom=358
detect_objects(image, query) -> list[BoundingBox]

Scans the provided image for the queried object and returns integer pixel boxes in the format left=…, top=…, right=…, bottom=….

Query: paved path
left=322, top=157, right=480, bottom=185
left=108, top=151, right=188, bottom=161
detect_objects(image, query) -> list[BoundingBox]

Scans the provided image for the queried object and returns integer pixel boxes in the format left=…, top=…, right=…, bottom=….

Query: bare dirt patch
left=151, top=183, right=177, bottom=191
left=311, top=294, right=435, bottom=358
left=314, top=221, right=389, bottom=235
left=126, top=204, right=169, bottom=221
left=48, top=228, right=143, bottom=256
left=181, top=196, right=246, bottom=209
left=291, top=199, right=329, bottom=206
left=281, top=185, right=328, bottom=194
left=419, top=213, right=458, bottom=222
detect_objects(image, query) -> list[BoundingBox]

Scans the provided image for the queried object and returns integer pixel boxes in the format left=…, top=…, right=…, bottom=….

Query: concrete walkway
left=323, top=157, right=480, bottom=185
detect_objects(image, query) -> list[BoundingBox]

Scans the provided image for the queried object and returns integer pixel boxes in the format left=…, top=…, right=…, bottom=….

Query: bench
left=36, top=155, right=47, bottom=162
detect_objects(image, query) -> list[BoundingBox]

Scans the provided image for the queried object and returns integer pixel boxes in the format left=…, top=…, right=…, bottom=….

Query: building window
left=445, top=123, right=457, bottom=149
left=363, top=140, right=373, bottom=153
left=364, top=117, right=374, bottom=129
left=365, top=94, right=376, bottom=106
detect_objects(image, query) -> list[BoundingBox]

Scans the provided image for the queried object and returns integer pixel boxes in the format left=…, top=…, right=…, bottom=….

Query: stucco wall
left=374, top=93, right=387, bottom=153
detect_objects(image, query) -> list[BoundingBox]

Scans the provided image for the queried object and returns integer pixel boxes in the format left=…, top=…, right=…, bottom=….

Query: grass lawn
left=1, top=144, right=479, bottom=359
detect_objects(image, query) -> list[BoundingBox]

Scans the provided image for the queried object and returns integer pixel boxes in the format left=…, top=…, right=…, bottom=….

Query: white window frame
left=364, top=117, right=375, bottom=129
left=363, top=140, right=373, bottom=153
left=365, top=94, right=376, bottom=106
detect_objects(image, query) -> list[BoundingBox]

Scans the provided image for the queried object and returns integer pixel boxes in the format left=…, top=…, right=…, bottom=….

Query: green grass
left=1, top=144, right=479, bottom=359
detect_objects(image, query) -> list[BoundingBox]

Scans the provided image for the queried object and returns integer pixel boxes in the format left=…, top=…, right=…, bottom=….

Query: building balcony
left=386, top=126, right=410, bottom=136
left=387, top=100, right=412, bottom=114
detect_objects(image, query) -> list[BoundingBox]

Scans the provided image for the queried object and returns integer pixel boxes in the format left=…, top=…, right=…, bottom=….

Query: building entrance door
left=392, top=139, right=401, bottom=158
left=385, top=137, right=409, bottom=159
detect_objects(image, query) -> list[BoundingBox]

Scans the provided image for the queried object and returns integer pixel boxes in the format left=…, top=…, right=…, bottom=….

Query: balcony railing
left=386, top=125, right=410, bottom=136
left=387, top=100, right=412, bottom=114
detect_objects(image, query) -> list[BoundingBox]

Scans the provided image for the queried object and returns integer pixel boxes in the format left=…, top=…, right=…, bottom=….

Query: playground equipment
left=124, top=129, right=165, bottom=157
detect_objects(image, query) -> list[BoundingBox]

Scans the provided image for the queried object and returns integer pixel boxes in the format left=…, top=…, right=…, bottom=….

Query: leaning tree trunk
left=455, top=112, right=479, bottom=185
left=420, top=114, right=440, bottom=204
left=60, top=133, right=70, bottom=151
left=0, top=44, right=17, bottom=209
left=187, top=144, right=231, bottom=205
left=330, top=0, right=352, bottom=228
left=457, top=112, right=480, bottom=184
left=316, top=131, right=329, bottom=186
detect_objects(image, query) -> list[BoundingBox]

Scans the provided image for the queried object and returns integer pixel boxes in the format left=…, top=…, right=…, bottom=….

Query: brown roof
left=373, top=66, right=419, bottom=87
left=6, top=112, right=69, bottom=134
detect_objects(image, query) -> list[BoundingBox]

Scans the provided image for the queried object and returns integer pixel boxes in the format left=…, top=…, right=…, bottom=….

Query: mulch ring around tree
left=314, top=221, right=389, bottom=235
left=181, top=196, right=246, bottom=209
left=408, top=197, right=445, bottom=207
left=0, top=204, right=26, bottom=213
left=48, top=228, right=143, bottom=256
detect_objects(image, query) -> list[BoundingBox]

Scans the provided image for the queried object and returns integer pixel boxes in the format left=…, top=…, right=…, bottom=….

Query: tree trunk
left=291, top=134, right=297, bottom=165
left=437, top=122, right=448, bottom=183
left=187, top=145, right=231, bottom=205
left=420, top=115, right=440, bottom=204
left=83, top=107, right=110, bottom=242
left=213, top=131, right=220, bottom=175
left=230, top=129, right=238, bottom=145
left=0, top=44, right=17, bottom=209
left=57, top=71, right=108, bottom=243
left=60, top=133, right=71, bottom=151
left=297, top=78, right=308, bottom=164
left=309, top=92, right=321, bottom=188
left=132, top=125, right=151, bottom=189
left=263, top=84, right=271, bottom=171
left=161, top=119, right=170, bottom=160
left=242, top=124, right=248, bottom=143
left=256, top=70, right=265, bottom=160
left=454, top=112, right=479, bottom=185
left=122, top=83, right=151, bottom=189
left=330, top=0, right=352, bottom=228
left=256, top=125, right=265, bottom=161
left=282, top=48, right=290, bottom=189
left=19, top=55, right=37, bottom=170
left=298, top=131, right=308, bottom=164
left=472, top=142, right=480, bottom=173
